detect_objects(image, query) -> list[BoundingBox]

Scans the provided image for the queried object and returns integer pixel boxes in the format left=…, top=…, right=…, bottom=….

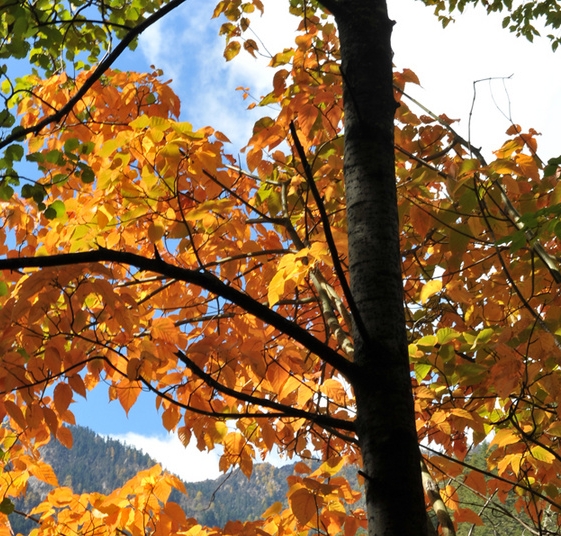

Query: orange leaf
left=162, top=404, right=181, bottom=431
left=3, top=400, right=26, bottom=430
left=294, top=462, right=312, bottom=474
left=47, top=487, right=75, bottom=507
left=298, top=105, right=318, bottom=137
left=54, top=382, right=73, bottom=415
left=164, top=501, right=188, bottom=524
left=117, top=379, right=141, bottom=415
left=463, top=470, right=487, bottom=496
left=344, top=515, right=361, bottom=536
left=455, top=507, right=484, bottom=526
left=151, top=317, right=179, bottom=344
left=126, top=357, right=141, bottom=381
left=289, top=487, right=322, bottom=526
left=57, top=426, right=74, bottom=449
left=68, top=374, right=87, bottom=398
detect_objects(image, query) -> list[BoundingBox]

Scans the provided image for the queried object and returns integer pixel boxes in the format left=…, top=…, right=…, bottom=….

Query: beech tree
left=1, top=1, right=561, bottom=535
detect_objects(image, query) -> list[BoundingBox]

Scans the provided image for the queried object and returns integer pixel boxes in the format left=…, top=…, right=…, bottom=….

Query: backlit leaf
left=420, top=280, right=442, bottom=304
left=289, top=487, right=321, bottom=526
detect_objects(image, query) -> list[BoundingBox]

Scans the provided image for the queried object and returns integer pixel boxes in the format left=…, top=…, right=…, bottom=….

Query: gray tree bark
left=324, top=0, right=429, bottom=534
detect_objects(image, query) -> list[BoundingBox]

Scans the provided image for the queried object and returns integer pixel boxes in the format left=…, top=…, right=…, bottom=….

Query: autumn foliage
left=1, top=0, right=561, bottom=534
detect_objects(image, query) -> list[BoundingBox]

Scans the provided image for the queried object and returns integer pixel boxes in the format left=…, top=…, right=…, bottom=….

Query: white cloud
left=136, top=1, right=561, bottom=161
left=109, top=431, right=294, bottom=484
left=137, top=2, right=298, bottom=152
left=109, top=431, right=222, bottom=483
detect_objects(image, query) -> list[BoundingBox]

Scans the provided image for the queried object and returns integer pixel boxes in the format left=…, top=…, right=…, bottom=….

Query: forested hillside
left=11, top=427, right=297, bottom=533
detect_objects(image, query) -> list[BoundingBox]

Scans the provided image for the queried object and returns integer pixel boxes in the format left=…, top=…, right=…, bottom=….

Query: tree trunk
left=331, top=1, right=428, bottom=534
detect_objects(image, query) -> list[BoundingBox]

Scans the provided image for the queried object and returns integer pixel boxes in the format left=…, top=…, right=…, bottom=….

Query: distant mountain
left=9, top=426, right=303, bottom=534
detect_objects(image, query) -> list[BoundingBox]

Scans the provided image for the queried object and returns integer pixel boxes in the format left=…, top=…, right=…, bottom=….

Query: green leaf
left=79, top=165, right=95, bottom=184
left=473, top=327, right=494, bottom=348
left=0, top=182, right=14, bottom=200
left=5, top=144, right=24, bottom=163
left=26, top=153, right=45, bottom=163
left=416, top=335, right=438, bottom=347
left=44, top=200, right=66, bottom=220
left=10, top=126, right=26, bottom=141
left=45, top=149, right=65, bottom=165
left=437, top=327, right=460, bottom=345
left=64, top=138, right=81, bottom=153
left=0, top=498, right=14, bottom=515
left=415, top=362, right=433, bottom=381
left=0, top=109, right=15, bottom=128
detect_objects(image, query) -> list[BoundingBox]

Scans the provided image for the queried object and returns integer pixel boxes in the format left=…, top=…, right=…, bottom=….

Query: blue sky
left=65, top=0, right=561, bottom=481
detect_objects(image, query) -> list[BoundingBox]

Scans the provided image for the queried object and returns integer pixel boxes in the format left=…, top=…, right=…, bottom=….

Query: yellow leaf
left=30, top=462, right=59, bottom=486
left=490, top=428, right=519, bottom=448
left=148, top=222, right=165, bottom=243
left=150, top=116, right=170, bottom=130
left=129, top=115, right=150, bottom=129
left=224, top=41, right=241, bottom=61
left=420, top=280, right=442, bottom=304
left=262, top=501, right=283, bottom=518
left=312, top=456, right=345, bottom=478
left=97, top=138, right=121, bottom=158
left=531, top=445, right=556, bottom=464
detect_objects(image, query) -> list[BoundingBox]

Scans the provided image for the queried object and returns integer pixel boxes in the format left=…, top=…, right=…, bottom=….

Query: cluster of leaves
left=421, top=0, right=561, bottom=49
left=395, top=74, right=561, bottom=529
left=0, top=3, right=363, bottom=534
left=0, top=0, right=561, bottom=534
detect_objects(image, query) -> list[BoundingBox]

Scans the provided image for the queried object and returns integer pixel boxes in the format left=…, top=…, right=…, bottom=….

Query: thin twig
left=289, top=121, right=368, bottom=345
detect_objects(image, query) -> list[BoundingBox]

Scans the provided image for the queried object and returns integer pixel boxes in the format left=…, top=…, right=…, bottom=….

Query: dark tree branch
left=0, top=0, right=187, bottom=151
left=0, top=355, right=102, bottom=395
left=176, top=349, right=356, bottom=433
left=0, top=249, right=359, bottom=381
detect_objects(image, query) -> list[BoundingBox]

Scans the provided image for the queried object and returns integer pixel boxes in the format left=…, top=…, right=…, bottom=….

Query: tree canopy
left=1, top=0, right=561, bottom=535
